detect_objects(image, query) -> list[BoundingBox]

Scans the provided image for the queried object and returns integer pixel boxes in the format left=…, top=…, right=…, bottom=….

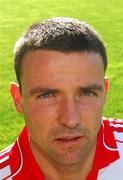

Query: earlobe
left=10, top=82, right=23, bottom=114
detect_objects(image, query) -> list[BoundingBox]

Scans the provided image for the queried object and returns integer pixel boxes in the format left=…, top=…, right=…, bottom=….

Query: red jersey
left=0, top=117, right=123, bottom=180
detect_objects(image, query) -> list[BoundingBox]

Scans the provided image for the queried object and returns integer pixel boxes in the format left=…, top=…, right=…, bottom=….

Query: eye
left=79, top=89, right=97, bottom=97
left=37, top=92, right=54, bottom=99
left=83, top=90, right=95, bottom=96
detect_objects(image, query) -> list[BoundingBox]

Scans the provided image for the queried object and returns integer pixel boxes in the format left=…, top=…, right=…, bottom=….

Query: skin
left=10, top=50, right=108, bottom=180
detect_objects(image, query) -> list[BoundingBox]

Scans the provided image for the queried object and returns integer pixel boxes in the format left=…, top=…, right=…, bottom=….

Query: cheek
left=23, top=101, right=58, bottom=126
left=29, top=104, right=47, bottom=119
left=79, top=100, right=103, bottom=130
left=23, top=103, right=56, bottom=142
left=79, top=100, right=103, bottom=115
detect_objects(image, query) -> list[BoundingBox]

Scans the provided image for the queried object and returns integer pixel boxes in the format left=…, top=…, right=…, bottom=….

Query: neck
left=29, top=139, right=96, bottom=180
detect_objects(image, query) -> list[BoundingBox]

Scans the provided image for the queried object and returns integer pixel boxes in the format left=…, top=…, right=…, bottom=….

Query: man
left=0, top=17, right=123, bottom=180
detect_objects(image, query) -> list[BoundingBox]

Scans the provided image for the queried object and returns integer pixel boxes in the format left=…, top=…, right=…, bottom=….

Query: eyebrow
left=29, top=87, right=59, bottom=96
left=79, top=85, right=103, bottom=92
left=29, top=84, right=103, bottom=96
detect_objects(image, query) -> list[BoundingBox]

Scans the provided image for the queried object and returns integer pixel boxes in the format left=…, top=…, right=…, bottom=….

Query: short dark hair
left=14, top=17, right=107, bottom=86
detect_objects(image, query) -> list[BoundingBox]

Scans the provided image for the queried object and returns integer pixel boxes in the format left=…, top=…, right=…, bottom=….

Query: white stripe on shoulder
left=0, top=144, right=14, bottom=156
left=110, top=123, right=123, bottom=128
left=0, top=145, right=14, bottom=165
left=0, top=155, right=9, bottom=164
left=103, top=117, right=123, bottom=123
left=0, top=165, right=11, bottom=180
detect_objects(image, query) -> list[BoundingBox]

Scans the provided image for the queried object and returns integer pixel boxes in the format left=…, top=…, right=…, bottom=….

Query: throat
left=44, top=163, right=93, bottom=180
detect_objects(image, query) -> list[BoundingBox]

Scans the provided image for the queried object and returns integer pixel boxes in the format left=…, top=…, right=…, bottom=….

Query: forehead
left=22, top=50, right=104, bottom=71
left=21, top=50, right=104, bottom=88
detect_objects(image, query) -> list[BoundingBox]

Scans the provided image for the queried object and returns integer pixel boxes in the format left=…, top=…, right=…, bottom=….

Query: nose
left=58, top=98, right=81, bottom=129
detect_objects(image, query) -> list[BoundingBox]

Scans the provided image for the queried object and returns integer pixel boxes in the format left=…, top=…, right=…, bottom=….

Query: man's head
left=10, top=17, right=108, bottom=175
left=14, top=17, right=107, bottom=87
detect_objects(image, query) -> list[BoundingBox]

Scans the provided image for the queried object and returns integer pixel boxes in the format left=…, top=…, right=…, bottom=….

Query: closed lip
left=55, top=134, right=83, bottom=140
left=54, top=135, right=84, bottom=145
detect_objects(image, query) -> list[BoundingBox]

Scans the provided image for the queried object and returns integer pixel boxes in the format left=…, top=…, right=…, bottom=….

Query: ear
left=10, top=82, right=23, bottom=114
left=104, top=77, right=109, bottom=98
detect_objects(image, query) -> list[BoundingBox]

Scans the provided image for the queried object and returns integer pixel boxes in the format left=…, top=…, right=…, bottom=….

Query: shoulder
left=102, top=117, right=123, bottom=159
left=0, top=143, right=14, bottom=164
left=100, top=117, right=123, bottom=148
left=102, top=117, right=123, bottom=131
left=0, top=144, right=14, bottom=179
left=0, top=128, right=29, bottom=179
left=0, top=138, right=24, bottom=179
left=97, top=117, right=123, bottom=179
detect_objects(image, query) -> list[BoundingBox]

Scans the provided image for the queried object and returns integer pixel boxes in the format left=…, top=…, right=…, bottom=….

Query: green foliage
left=0, top=0, right=123, bottom=149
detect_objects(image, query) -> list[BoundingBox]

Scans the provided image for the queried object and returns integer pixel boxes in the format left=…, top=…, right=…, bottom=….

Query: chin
left=55, top=150, right=82, bottom=166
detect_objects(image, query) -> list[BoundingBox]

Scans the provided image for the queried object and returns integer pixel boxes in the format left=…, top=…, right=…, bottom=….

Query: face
left=11, top=50, right=108, bottom=167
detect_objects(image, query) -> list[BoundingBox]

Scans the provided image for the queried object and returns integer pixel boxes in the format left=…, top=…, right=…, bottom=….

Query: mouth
left=55, top=135, right=84, bottom=147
